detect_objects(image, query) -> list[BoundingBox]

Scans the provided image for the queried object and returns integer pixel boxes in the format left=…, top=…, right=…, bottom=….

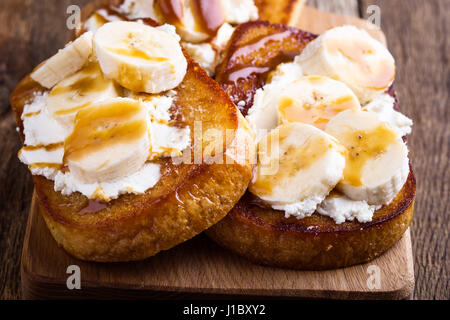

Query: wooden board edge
left=21, top=192, right=415, bottom=300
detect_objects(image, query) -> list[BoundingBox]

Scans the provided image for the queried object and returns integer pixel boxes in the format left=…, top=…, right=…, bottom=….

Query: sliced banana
left=47, top=62, right=120, bottom=135
left=295, top=26, right=395, bottom=104
left=31, top=32, right=93, bottom=89
left=94, top=21, right=187, bottom=94
left=158, top=0, right=225, bottom=43
left=325, top=109, right=409, bottom=205
left=277, top=76, right=361, bottom=130
left=64, top=98, right=151, bottom=184
left=249, top=123, right=346, bottom=219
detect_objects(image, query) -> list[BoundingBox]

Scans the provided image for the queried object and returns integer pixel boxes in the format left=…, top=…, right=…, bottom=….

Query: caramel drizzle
left=22, top=142, right=64, bottom=152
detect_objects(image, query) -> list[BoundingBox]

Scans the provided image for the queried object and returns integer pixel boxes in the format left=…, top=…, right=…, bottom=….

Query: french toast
left=11, top=41, right=254, bottom=262
left=254, top=0, right=306, bottom=25
left=207, top=21, right=416, bottom=269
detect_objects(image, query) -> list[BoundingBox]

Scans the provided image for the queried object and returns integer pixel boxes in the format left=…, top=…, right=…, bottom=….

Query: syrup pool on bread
left=19, top=21, right=191, bottom=202
left=80, top=0, right=259, bottom=75
left=246, top=26, right=413, bottom=224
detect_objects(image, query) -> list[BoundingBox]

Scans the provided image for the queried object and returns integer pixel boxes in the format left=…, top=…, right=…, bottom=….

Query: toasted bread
left=11, top=51, right=254, bottom=262
left=215, top=21, right=317, bottom=114
left=254, top=0, right=306, bottom=25
left=207, top=21, right=416, bottom=269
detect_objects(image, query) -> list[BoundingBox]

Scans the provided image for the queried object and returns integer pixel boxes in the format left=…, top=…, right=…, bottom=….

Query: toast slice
left=215, top=21, right=317, bottom=115
left=254, top=0, right=306, bottom=25
left=208, top=21, right=416, bottom=269
left=11, top=47, right=254, bottom=262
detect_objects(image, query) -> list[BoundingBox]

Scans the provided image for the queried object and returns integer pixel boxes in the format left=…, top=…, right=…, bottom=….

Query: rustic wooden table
left=0, top=0, right=448, bottom=300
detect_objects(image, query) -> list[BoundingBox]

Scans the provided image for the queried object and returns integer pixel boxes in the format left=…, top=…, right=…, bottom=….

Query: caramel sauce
left=231, top=31, right=292, bottom=62
left=77, top=199, right=108, bottom=215
left=250, top=128, right=331, bottom=196
left=64, top=100, right=147, bottom=163
left=325, top=37, right=395, bottom=90
left=158, top=0, right=224, bottom=37
left=191, top=0, right=225, bottom=36
left=22, top=142, right=64, bottom=152
left=106, top=47, right=168, bottom=62
left=278, top=95, right=358, bottom=130
left=22, top=110, right=41, bottom=117
left=225, top=66, right=270, bottom=82
left=29, top=163, right=62, bottom=170
left=341, top=125, right=397, bottom=186
left=158, top=0, right=184, bottom=26
left=50, top=63, right=113, bottom=115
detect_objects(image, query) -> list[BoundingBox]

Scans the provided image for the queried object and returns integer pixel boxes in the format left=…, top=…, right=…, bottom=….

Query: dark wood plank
left=0, top=0, right=92, bottom=300
left=359, top=0, right=449, bottom=301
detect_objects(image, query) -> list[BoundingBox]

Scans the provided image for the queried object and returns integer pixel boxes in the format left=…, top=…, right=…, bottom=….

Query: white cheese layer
left=221, top=0, right=259, bottom=23
left=362, top=93, right=413, bottom=137
left=19, top=92, right=191, bottom=201
left=21, top=92, right=68, bottom=146
left=54, top=162, right=161, bottom=201
left=118, top=0, right=161, bottom=21
left=317, top=193, right=381, bottom=224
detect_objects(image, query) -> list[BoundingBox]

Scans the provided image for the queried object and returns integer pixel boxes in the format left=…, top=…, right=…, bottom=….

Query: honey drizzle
left=158, top=0, right=225, bottom=37
left=77, top=200, right=108, bottom=215
left=230, top=31, right=292, bottom=62
left=64, top=100, right=147, bottom=163
left=106, top=47, right=168, bottom=62
left=341, top=124, right=397, bottom=186
left=158, top=0, right=184, bottom=25
left=191, top=0, right=225, bottom=36
left=250, top=128, right=331, bottom=196
left=325, top=37, right=395, bottom=89
left=278, top=95, right=358, bottom=130
left=22, top=142, right=64, bottom=152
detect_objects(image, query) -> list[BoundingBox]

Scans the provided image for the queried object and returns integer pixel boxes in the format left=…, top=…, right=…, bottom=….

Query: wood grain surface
left=0, top=0, right=448, bottom=300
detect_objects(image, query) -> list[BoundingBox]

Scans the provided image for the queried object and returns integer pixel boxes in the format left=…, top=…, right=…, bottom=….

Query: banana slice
left=295, top=26, right=395, bottom=104
left=47, top=62, right=120, bottom=135
left=325, top=109, right=409, bottom=205
left=158, top=0, right=225, bottom=43
left=277, top=76, right=361, bottom=130
left=64, top=98, right=151, bottom=183
left=31, top=32, right=94, bottom=89
left=249, top=123, right=346, bottom=219
left=94, top=21, right=187, bottom=94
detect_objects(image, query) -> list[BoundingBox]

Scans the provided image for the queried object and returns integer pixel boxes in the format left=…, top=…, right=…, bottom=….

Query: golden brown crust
left=11, top=51, right=254, bottom=262
left=209, top=21, right=416, bottom=270
left=254, top=0, right=306, bottom=25
left=206, top=172, right=415, bottom=270
left=215, top=21, right=317, bottom=115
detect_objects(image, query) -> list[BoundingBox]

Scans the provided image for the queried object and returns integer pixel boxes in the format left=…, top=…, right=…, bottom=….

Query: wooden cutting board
left=20, top=5, right=415, bottom=300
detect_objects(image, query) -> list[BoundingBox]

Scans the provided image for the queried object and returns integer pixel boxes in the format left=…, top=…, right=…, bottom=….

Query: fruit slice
left=296, top=26, right=395, bottom=104
left=31, top=32, right=94, bottom=89
left=158, top=0, right=225, bottom=43
left=47, top=62, right=120, bottom=135
left=94, top=21, right=187, bottom=93
left=277, top=76, right=361, bottom=130
left=325, top=109, right=409, bottom=205
left=249, top=122, right=346, bottom=218
left=63, top=98, right=151, bottom=183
